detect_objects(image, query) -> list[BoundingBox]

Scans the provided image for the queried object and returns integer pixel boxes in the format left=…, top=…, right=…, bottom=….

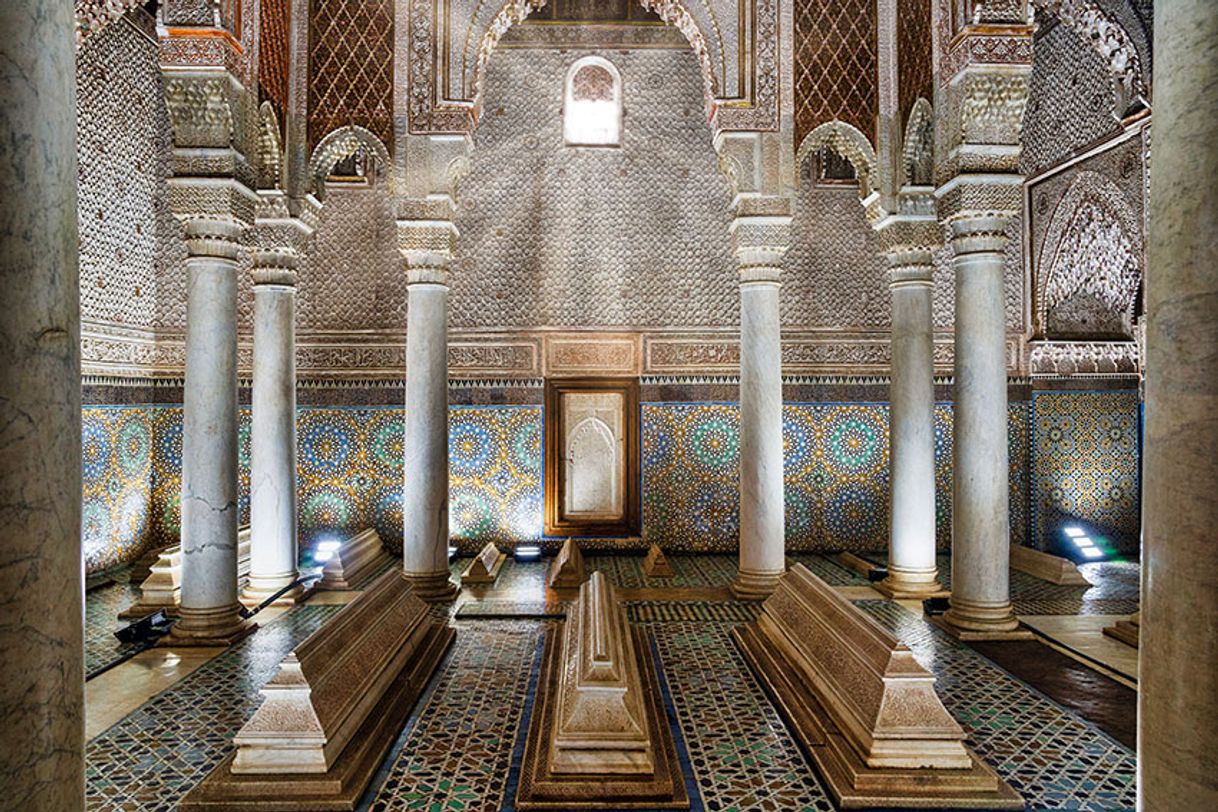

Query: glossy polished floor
left=84, top=553, right=1139, bottom=811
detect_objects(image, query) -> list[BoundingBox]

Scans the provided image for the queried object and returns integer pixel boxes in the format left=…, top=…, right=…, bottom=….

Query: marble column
left=402, top=252, right=458, bottom=601
left=164, top=219, right=256, bottom=645
left=1139, top=0, right=1218, bottom=807
left=0, top=0, right=84, bottom=805
left=730, top=215, right=790, bottom=600
left=880, top=247, right=943, bottom=598
left=241, top=249, right=303, bottom=606
left=941, top=216, right=1019, bottom=637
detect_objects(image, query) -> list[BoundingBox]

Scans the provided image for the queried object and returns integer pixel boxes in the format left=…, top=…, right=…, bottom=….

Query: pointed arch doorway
left=544, top=378, right=640, bottom=537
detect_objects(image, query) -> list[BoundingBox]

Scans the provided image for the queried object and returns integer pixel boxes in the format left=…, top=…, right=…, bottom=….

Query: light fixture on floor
left=447, top=545, right=458, bottom=561
left=313, top=538, right=342, bottom=563
left=514, top=544, right=542, bottom=561
left=1062, top=525, right=1106, bottom=560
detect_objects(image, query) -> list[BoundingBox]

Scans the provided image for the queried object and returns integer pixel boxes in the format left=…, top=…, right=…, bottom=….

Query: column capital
left=946, top=214, right=1012, bottom=256
left=730, top=201, right=791, bottom=284
left=182, top=217, right=244, bottom=261
left=397, top=214, right=458, bottom=286
left=250, top=248, right=300, bottom=287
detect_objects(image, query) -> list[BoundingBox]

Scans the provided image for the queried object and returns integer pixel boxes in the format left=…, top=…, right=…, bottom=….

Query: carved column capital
left=946, top=214, right=1012, bottom=256
left=250, top=248, right=300, bottom=287
left=730, top=197, right=792, bottom=285
left=182, top=217, right=244, bottom=261
left=397, top=204, right=458, bottom=287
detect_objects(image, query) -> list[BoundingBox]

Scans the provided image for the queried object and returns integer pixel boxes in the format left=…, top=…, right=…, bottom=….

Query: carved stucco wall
left=1020, top=12, right=1122, bottom=178
left=76, top=13, right=170, bottom=332
left=450, top=44, right=738, bottom=329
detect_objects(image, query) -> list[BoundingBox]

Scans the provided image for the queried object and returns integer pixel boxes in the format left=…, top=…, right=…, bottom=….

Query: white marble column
left=941, top=216, right=1019, bottom=637
left=0, top=0, right=84, bottom=804
left=401, top=251, right=458, bottom=601
left=730, top=213, right=790, bottom=600
left=880, top=248, right=943, bottom=598
left=241, top=249, right=303, bottom=606
left=1139, top=0, right=1218, bottom=807
left=164, top=219, right=256, bottom=645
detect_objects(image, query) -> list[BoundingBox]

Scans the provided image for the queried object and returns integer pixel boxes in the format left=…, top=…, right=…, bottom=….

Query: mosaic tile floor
left=87, top=604, right=342, bottom=811
left=84, top=569, right=142, bottom=677
left=84, top=553, right=1141, bottom=811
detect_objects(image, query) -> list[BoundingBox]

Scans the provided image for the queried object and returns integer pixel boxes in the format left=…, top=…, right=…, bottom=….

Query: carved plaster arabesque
left=795, top=120, right=879, bottom=200
left=1035, top=170, right=1141, bottom=338
left=307, top=126, right=393, bottom=197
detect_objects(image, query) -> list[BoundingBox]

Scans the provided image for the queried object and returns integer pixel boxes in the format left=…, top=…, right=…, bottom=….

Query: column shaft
left=733, top=275, right=786, bottom=599
left=244, top=260, right=301, bottom=604
left=943, top=218, right=1018, bottom=635
left=169, top=221, right=254, bottom=644
left=1139, top=0, right=1218, bottom=806
left=402, top=277, right=458, bottom=600
left=882, top=258, right=941, bottom=596
left=0, top=0, right=84, bottom=805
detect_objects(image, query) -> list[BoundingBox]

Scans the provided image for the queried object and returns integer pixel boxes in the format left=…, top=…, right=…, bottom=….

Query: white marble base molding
left=1009, top=545, right=1090, bottom=586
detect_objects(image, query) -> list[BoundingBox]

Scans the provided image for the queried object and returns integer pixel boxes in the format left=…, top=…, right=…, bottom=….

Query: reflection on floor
left=85, top=552, right=1139, bottom=811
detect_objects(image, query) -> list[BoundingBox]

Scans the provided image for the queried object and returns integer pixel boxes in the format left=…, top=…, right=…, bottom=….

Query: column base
left=159, top=603, right=257, bottom=647
left=730, top=569, right=784, bottom=601
left=238, top=575, right=314, bottom=610
left=873, top=567, right=948, bottom=600
left=403, top=571, right=460, bottom=603
left=932, top=598, right=1033, bottom=641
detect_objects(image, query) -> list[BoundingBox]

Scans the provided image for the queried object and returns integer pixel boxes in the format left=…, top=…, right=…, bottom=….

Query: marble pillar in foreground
left=165, top=219, right=256, bottom=644
left=730, top=207, right=791, bottom=600
left=0, top=0, right=84, bottom=805
left=941, top=217, right=1018, bottom=636
left=401, top=235, right=459, bottom=601
left=242, top=249, right=303, bottom=606
left=1139, top=0, right=1218, bottom=806
left=880, top=241, right=942, bottom=598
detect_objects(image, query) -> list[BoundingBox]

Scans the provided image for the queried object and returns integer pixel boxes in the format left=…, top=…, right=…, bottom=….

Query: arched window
left=563, top=57, right=622, bottom=147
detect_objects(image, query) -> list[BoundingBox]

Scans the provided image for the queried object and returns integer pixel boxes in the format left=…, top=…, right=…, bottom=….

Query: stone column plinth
left=241, top=250, right=303, bottom=607
left=880, top=243, right=943, bottom=599
left=163, top=219, right=256, bottom=645
left=1139, top=0, right=1218, bottom=807
left=401, top=245, right=458, bottom=602
left=940, top=216, right=1019, bottom=638
left=0, top=1, right=84, bottom=805
left=730, top=209, right=791, bottom=600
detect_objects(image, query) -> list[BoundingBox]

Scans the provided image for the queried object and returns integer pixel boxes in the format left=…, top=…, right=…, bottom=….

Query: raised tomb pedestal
left=517, top=571, right=688, bottom=809
left=1009, top=544, right=1090, bottom=586
left=460, top=541, right=507, bottom=585
left=120, top=527, right=252, bottom=620
left=641, top=544, right=675, bottom=578
left=180, top=570, right=454, bottom=810
left=316, top=528, right=392, bottom=590
left=548, top=537, right=588, bottom=589
left=1103, top=611, right=1140, bottom=648
left=733, top=564, right=1021, bottom=809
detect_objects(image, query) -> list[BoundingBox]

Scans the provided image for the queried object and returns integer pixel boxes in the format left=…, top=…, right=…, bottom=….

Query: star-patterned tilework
left=87, top=605, right=343, bottom=810
left=1031, top=390, right=1141, bottom=556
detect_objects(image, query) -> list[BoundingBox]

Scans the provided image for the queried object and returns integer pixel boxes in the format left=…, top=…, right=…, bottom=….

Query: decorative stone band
left=404, top=261, right=451, bottom=287
left=551, top=571, right=654, bottom=775
left=934, top=172, right=1022, bottom=226
left=737, top=263, right=783, bottom=285
left=946, top=213, right=1013, bottom=257
left=181, top=217, right=244, bottom=261
left=250, top=248, right=300, bottom=287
